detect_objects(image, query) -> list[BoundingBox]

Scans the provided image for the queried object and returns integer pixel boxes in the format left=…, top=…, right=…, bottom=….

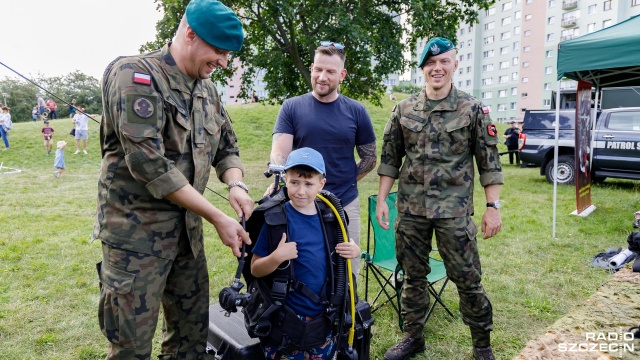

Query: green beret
left=186, top=0, right=244, bottom=52
left=418, top=37, right=455, bottom=67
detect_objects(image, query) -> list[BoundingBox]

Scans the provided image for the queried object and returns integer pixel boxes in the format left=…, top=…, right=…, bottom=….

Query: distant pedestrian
left=0, top=106, right=11, bottom=150
left=45, top=99, right=58, bottom=119
left=36, top=94, right=47, bottom=121
left=503, top=121, right=520, bottom=165
left=53, top=140, right=67, bottom=178
left=72, top=107, right=88, bottom=154
left=42, top=120, right=55, bottom=155
left=68, top=99, right=77, bottom=118
left=32, top=107, right=38, bottom=122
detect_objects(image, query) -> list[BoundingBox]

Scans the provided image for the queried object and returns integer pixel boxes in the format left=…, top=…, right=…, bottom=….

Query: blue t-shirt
left=273, top=93, right=376, bottom=205
left=252, top=202, right=328, bottom=318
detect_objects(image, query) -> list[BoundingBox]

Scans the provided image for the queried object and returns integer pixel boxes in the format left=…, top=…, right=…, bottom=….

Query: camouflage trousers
left=97, top=238, right=209, bottom=359
left=395, top=214, right=493, bottom=347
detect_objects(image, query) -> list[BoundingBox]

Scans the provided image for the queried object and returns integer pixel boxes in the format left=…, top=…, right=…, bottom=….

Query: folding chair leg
left=426, top=278, right=457, bottom=322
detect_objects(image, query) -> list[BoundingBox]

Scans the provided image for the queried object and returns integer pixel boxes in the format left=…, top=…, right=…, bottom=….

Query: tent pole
left=552, top=83, right=561, bottom=238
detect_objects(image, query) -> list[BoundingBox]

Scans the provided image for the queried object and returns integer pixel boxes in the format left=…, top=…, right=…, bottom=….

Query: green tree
left=144, top=0, right=495, bottom=104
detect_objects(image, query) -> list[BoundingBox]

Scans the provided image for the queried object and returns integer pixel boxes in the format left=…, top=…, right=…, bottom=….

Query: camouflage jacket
left=378, top=87, right=503, bottom=218
left=93, top=44, right=244, bottom=259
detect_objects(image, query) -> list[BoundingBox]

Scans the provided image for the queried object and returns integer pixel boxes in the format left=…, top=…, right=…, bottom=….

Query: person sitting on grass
left=251, top=147, right=361, bottom=360
left=53, top=140, right=67, bottom=178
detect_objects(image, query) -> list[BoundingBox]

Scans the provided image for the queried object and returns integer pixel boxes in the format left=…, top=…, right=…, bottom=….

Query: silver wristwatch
left=228, top=181, right=249, bottom=193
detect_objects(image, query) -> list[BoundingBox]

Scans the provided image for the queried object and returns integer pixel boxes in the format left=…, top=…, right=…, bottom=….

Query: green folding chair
left=362, top=193, right=456, bottom=330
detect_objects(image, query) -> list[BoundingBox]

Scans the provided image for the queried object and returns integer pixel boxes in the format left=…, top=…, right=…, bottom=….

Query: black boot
left=473, top=346, right=496, bottom=360
left=384, top=336, right=426, bottom=360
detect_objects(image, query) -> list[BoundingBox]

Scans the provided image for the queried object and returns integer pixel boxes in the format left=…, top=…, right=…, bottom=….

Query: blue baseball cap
left=186, top=0, right=244, bottom=52
left=418, top=37, right=455, bottom=68
left=284, top=148, right=326, bottom=176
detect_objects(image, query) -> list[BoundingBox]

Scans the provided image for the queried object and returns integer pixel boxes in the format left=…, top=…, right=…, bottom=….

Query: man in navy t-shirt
left=270, top=41, right=377, bottom=276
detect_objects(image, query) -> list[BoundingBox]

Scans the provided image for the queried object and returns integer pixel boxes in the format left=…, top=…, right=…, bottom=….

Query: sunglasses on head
left=319, top=41, right=345, bottom=50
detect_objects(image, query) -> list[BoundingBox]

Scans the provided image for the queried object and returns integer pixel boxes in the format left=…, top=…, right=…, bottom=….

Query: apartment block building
left=410, top=0, right=640, bottom=122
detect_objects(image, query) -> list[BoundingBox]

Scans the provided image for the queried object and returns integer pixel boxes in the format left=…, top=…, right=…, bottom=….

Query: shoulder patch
left=133, top=72, right=151, bottom=85
left=487, top=124, right=497, bottom=137
left=482, top=106, right=490, bottom=114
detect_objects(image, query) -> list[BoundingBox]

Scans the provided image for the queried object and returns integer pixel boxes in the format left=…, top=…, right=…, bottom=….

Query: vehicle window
left=607, top=112, right=640, bottom=131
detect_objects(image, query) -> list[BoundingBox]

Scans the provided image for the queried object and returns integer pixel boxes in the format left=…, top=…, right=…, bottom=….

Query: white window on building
left=460, top=28, right=465, bottom=35
left=499, top=90, right=507, bottom=97
left=513, top=41, right=520, bottom=50
left=633, top=0, right=640, bottom=7
left=486, top=6, right=496, bottom=16
left=543, top=99, right=551, bottom=107
left=548, top=16, right=555, bottom=25
left=458, top=81, right=463, bottom=87
left=468, top=39, right=472, bottom=47
left=587, top=23, right=596, bottom=33
left=603, top=19, right=612, bottom=28
left=546, top=50, right=554, bottom=58
left=482, top=64, right=494, bottom=72
left=484, top=36, right=494, bottom=44
left=485, top=22, right=496, bottom=30
left=548, top=0, right=556, bottom=7
left=588, top=4, right=597, bottom=14
left=503, top=2, right=512, bottom=11
left=512, top=72, right=519, bottom=80
left=502, top=17, right=512, bottom=26
left=482, top=91, right=493, bottom=99
left=467, top=53, right=472, bottom=60
left=501, top=32, right=511, bottom=41
left=525, top=14, right=532, bottom=20
left=466, top=79, right=471, bottom=86
left=459, top=55, right=464, bottom=61
left=522, top=77, right=529, bottom=83
left=459, top=68, right=463, bottom=75
left=483, top=50, right=495, bottom=58
left=500, top=46, right=510, bottom=55
left=483, top=78, right=494, bottom=85
left=545, top=66, right=553, bottom=74
left=510, top=102, right=517, bottom=110
left=511, top=87, right=518, bottom=95
left=521, top=92, right=528, bottom=98
left=522, top=61, right=530, bottom=68
left=544, top=83, right=551, bottom=90
left=514, top=26, right=521, bottom=35
left=498, top=104, right=507, bottom=112
left=515, top=10, right=521, bottom=20
left=512, top=57, right=519, bottom=65
left=459, top=41, right=464, bottom=48
left=524, top=30, right=531, bottom=37
left=546, top=33, right=555, bottom=42
left=499, top=75, right=509, bottom=83
left=500, top=61, right=510, bottom=69
left=604, top=0, right=612, bottom=11
left=467, top=66, right=471, bottom=73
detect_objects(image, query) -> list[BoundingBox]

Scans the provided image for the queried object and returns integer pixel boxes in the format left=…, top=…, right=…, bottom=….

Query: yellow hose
left=316, top=194, right=356, bottom=347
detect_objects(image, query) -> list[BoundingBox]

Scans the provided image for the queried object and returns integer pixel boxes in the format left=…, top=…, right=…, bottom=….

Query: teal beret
left=186, top=0, right=244, bottom=52
left=418, top=37, right=455, bottom=67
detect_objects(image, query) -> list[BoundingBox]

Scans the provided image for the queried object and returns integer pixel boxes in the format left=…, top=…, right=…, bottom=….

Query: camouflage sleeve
left=473, top=103, right=504, bottom=187
left=104, top=60, right=189, bottom=199
left=377, top=105, right=405, bottom=179
left=213, top=105, right=244, bottom=182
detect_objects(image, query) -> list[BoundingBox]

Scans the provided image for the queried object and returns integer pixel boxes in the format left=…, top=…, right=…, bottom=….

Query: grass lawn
left=0, top=95, right=638, bottom=359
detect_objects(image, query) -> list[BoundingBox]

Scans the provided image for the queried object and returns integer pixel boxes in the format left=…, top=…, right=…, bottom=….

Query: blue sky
left=0, top=0, right=163, bottom=80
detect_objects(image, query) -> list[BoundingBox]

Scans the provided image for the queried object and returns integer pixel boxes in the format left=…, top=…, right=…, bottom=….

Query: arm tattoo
left=271, top=133, right=288, bottom=166
left=356, top=142, right=377, bottom=178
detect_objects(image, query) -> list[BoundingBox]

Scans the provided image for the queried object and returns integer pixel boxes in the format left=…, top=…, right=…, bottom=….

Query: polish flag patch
left=133, top=72, right=151, bottom=85
left=482, top=106, right=490, bottom=114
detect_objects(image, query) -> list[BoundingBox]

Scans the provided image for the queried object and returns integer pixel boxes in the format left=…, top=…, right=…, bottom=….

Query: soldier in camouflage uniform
left=376, top=37, right=503, bottom=360
left=93, top=1, right=254, bottom=358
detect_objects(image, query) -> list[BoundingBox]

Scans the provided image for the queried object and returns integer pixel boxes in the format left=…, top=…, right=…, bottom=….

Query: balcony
left=560, top=34, right=575, bottom=41
left=561, top=17, right=577, bottom=27
left=562, top=0, right=578, bottom=10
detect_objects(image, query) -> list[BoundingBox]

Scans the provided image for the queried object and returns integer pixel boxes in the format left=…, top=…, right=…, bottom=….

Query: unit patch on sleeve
left=482, top=106, right=490, bottom=114
left=487, top=124, right=497, bottom=137
left=133, top=97, right=155, bottom=119
left=133, top=72, right=152, bottom=85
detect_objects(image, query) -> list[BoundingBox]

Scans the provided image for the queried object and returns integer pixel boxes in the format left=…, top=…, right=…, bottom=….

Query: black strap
left=633, top=257, right=640, bottom=272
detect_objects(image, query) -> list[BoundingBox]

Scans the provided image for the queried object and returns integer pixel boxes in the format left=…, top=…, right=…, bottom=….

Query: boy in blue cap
left=251, top=147, right=360, bottom=359
left=95, top=0, right=254, bottom=358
